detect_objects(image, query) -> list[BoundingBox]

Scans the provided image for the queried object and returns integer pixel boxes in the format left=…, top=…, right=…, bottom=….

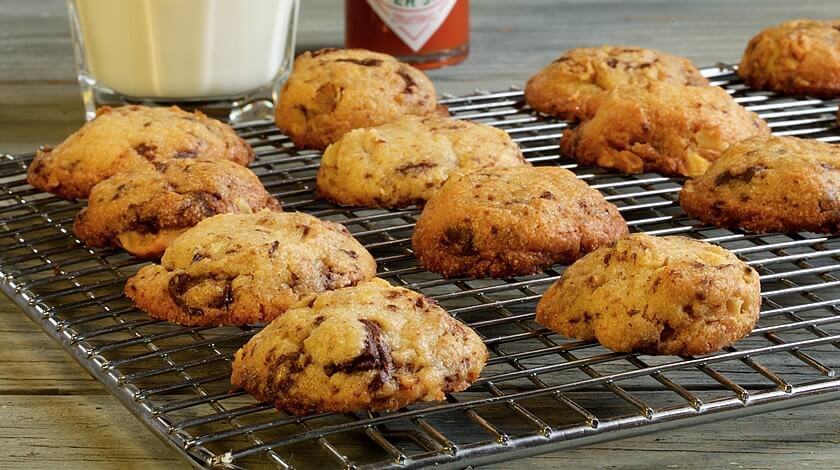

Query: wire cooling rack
left=2, top=65, right=840, bottom=469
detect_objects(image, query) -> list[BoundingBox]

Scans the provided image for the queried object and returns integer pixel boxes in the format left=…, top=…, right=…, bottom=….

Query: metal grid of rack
left=2, top=65, right=840, bottom=469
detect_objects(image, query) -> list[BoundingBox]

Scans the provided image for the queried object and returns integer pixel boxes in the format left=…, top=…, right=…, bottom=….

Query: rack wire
left=2, top=65, right=840, bottom=469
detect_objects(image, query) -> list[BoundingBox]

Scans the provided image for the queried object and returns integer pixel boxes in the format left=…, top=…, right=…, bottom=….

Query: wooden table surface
left=2, top=0, right=840, bottom=468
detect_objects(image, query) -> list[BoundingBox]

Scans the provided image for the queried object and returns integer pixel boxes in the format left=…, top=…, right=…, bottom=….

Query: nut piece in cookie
left=412, top=166, right=627, bottom=278
left=560, top=83, right=770, bottom=177
left=525, top=46, right=708, bottom=121
left=124, top=210, right=376, bottom=326
left=739, top=19, right=840, bottom=98
left=316, top=115, right=529, bottom=208
left=26, top=105, right=255, bottom=199
left=73, top=159, right=281, bottom=258
left=536, top=234, right=761, bottom=355
left=681, top=135, right=840, bottom=234
left=230, top=278, right=487, bottom=415
left=274, top=48, right=442, bottom=150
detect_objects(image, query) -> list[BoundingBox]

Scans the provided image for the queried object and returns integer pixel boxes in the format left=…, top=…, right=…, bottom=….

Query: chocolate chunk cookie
left=536, top=234, right=761, bottom=355
left=74, top=159, right=281, bottom=258
left=739, top=19, right=840, bottom=98
left=27, top=105, right=254, bottom=199
left=124, top=210, right=376, bottom=326
left=560, top=83, right=770, bottom=177
left=412, top=166, right=628, bottom=278
left=230, top=278, right=487, bottom=415
left=681, top=135, right=840, bottom=233
left=525, top=46, right=708, bottom=121
left=274, top=48, right=442, bottom=150
left=316, top=116, right=529, bottom=208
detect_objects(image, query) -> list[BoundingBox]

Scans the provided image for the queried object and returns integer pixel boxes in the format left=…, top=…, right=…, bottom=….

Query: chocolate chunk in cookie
left=26, top=105, right=254, bottom=199
left=681, top=135, right=840, bottom=233
left=124, top=210, right=376, bottom=326
left=230, top=278, right=487, bottom=415
left=536, top=234, right=761, bottom=355
left=412, top=166, right=627, bottom=278
left=739, top=19, right=840, bottom=98
left=525, top=46, right=708, bottom=121
left=275, top=48, right=442, bottom=150
left=316, top=115, right=528, bottom=208
left=74, top=159, right=281, bottom=258
left=560, top=83, right=770, bottom=177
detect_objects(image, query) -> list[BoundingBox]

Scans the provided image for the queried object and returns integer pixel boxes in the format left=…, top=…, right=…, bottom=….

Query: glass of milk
left=66, top=0, right=299, bottom=123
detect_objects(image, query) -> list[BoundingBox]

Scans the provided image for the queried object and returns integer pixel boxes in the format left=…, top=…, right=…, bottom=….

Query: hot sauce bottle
left=345, top=0, right=469, bottom=69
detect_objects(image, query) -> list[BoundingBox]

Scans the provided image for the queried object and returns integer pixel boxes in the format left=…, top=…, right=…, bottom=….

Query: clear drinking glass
left=66, top=0, right=299, bottom=123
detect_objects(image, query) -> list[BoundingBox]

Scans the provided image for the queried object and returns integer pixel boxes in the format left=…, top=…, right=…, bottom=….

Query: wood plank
left=0, top=396, right=182, bottom=469
left=0, top=296, right=106, bottom=395
left=2, top=394, right=838, bottom=469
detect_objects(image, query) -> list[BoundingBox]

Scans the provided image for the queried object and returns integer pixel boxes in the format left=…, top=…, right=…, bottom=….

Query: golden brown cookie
left=316, top=116, right=529, bottom=208
left=412, top=166, right=628, bottom=278
left=274, top=48, right=441, bottom=150
left=27, top=105, right=254, bottom=199
left=124, top=210, right=376, bottom=326
left=560, top=83, right=770, bottom=177
left=231, top=278, right=487, bottom=415
left=74, top=159, right=281, bottom=258
left=525, top=46, right=708, bottom=121
left=739, top=19, right=840, bottom=98
left=536, top=234, right=761, bottom=355
left=681, top=135, right=840, bottom=233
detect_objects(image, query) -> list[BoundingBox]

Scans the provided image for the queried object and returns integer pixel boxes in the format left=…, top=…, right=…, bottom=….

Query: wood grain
left=1, top=0, right=840, bottom=468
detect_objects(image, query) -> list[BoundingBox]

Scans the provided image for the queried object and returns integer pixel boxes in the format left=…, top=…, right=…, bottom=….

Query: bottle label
left=366, top=0, right=457, bottom=52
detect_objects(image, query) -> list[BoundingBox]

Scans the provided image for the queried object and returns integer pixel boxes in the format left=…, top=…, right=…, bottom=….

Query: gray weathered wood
left=1, top=0, right=840, bottom=468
